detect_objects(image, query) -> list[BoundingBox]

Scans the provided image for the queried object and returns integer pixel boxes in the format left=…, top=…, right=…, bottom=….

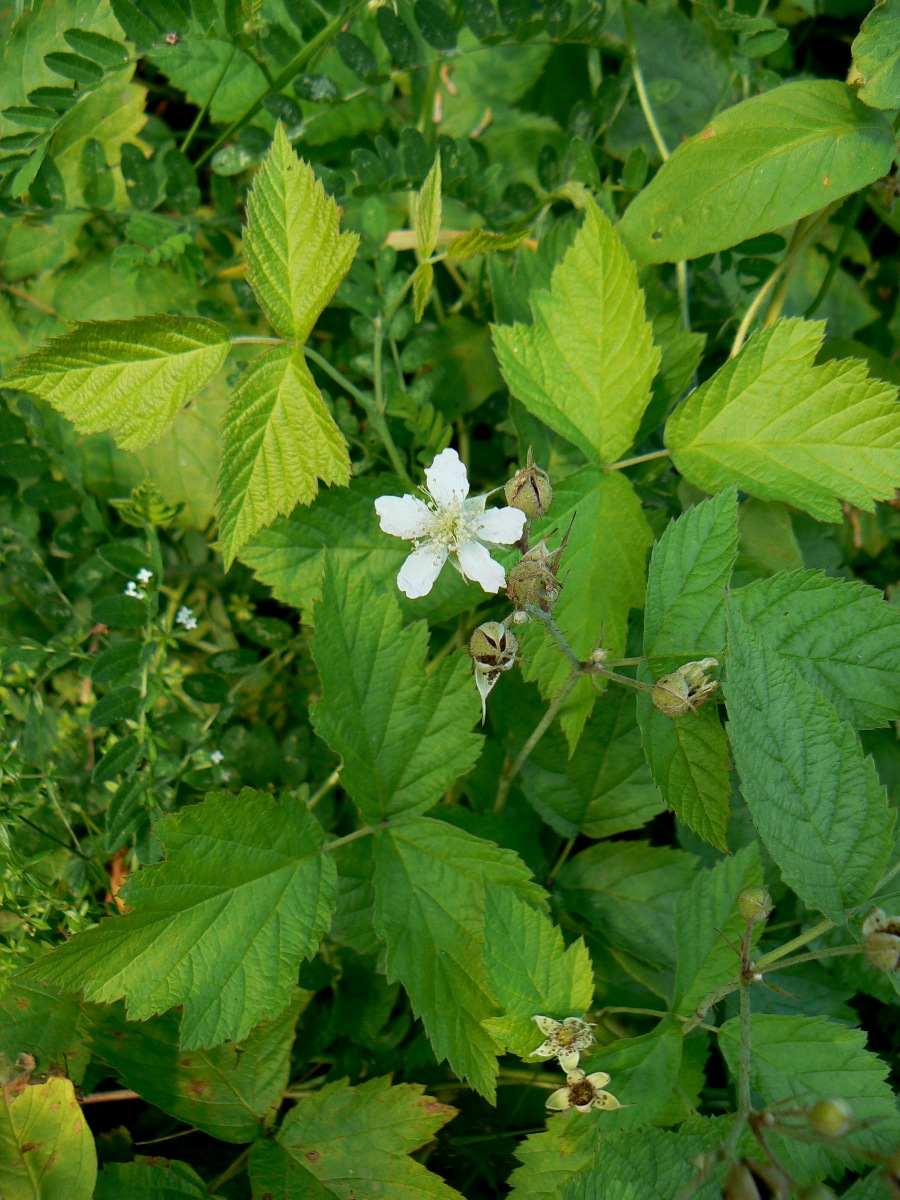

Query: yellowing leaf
left=0, top=1076, right=97, bottom=1199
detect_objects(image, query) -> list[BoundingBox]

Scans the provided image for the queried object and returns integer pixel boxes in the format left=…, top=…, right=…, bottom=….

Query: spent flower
left=530, top=1014, right=594, bottom=1072
left=651, top=657, right=719, bottom=718
left=546, top=1068, right=621, bottom=1114
left=504, top=447, right=553, bottom=521
left=468, top=621, right=518, bottom=723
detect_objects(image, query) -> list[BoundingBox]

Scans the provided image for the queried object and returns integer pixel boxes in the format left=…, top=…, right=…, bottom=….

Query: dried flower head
left=530, top=1015, right=594, bottom=1072
left=861, top=907, right=900, bottom=973
left=468, top=622, right=518, bottom=723
left=651, top=657, right=719, bottom=718
left=546, top=1068, right=621, bottom=1114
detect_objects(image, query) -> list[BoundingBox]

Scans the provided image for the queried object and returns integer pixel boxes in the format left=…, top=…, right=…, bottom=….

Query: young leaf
left=725, top=607, right=894, bottom=922
left=95, top=1158, right=208, bottom=1200
left=562, top=1121, right=730, bottom=1199
left=415, top=153, right=442, bottom=262
left=446, top=228, right=529, bottom=260
left=373, top=815, right=545, bottom=1101
left=492, top=198, right=661, bottom=464
left=507, top=1113, right=597, bottom=1199
left=243, top=122, right=359, bottom=342
left=0, top=1076, right=97, bottom=1198
left=2, top=315, right=230, bottom=451
left=665, top=318, right=900, bottom=522
left=413, top=260, right=433, bottom=322
left=19, top=790, right=336, bottom=1048
left=249, top=1076, right=462, bottom=1199
left=216, top=346, right=350, bottom=567
left=852, top=0, right=900, bottom=110
left=730, top=569, right=900, bottom=729
left=311, top=559, right=483, bottom=823
left=619, top=80, right=896, bottom=263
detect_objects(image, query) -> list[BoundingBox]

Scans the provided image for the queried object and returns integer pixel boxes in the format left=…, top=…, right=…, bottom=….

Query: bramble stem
left=805, top=189, right=867, bottom=317
left=494, top=669, right=581, bottom=813
left=756, top=917, right=834, bottom=968
left=207, top=1146, right=251, bottom=1194
left=738, top=975, right=752, bottom=1118
left=308, top=768, right=341, bottom=810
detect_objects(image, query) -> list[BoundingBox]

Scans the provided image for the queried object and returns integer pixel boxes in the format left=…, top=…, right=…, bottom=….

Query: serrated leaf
left=852, top=0, right=900, bottom=109
left=725, top=605, right=894, bottom=922
left=249, top=1076, right=461, bottom=1199
left=730, top=569, right=900, bottom=729
left=481, top=885, right=593, bottom=1059
left=373, top=815, right=545, bottom=1100
left=718, top=1015, right=900, bottom=1184
left=446, top=227, right=529, bottom=259
left=618, top=80, right=896, bottom=263
left=493, top=198, right=661, bottom=464
left=311, top=559, right=483, bottom=822
left=665, top=318, right=900, bottom=522
left=244, top=122, right=358, bottom=342
left=0, top=1076, right=96, bottom=1199
left=2, top=315, right=230, bottom=451
left=522, top=468, right=653, bottom=750
left=413, top=260, right=433, bottom=322
left=87, top=992, right=306, bottom=1143
left=507, top=1113, right=598, bottom=1200
left=416, top=154, right=442, bottom=262
left=0, top=980, right=85, bottom=1074
left=562, top=1121, right=729, bottom=1200
left=216, top=346, right=350, bottom=567
left=19, top=789, right=336, bottom=1048
left=579, top=1024, right=683, bottom=1130
left=95, top=1158, right=208, bottom=1200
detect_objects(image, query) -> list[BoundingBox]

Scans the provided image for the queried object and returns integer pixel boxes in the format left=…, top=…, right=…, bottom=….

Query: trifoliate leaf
left=373, top=815, right=545, bottom=1101
left=311, top=559, right=483, bottom=822
left=415, top=153, right=442, bottom=262
left=729, top=569, right=900, bottom=729
left=216, top=345, right=350, bottom=567
left=94, top=1158, right=209, bottom=1200
left=665, top=319, right=900, bottom=522
left=19, top=789, right=336, bottom=1048
left=725, top=607, right=894, bottom=922
left=0, top=1077, right=97, bottom=1199
left=852, top=0, right=900, bottom=110
left=446, top=227, right=529, bottom=260
left=249, top=1076, right=462, bottom=1199
left=562, top=1121, right=730, bottom=1199
left=493, top=199, right=661, bottom=465
left=2, top=314, right=230, bottom=451
left=507, top=1113, right=598, bottom=1200
left=481, top=886, right=594, bottom=1059
left=243, top=122, right=358, bottom=342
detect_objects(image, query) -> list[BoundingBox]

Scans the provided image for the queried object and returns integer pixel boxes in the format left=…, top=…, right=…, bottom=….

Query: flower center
left=568, top=1081, right=595, bottom=1107
left=427, top=504, right=474, bottom=552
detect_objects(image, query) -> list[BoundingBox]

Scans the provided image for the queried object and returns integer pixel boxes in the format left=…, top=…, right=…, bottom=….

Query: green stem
left=804, top=188, right=867, bottom=317
left=308, top=768, right=341, bottom=810
left=762, top=944, right=864, bottom=972
left=526, top=607, right=582, bottom=672
left=548, top=835, right=577, bottom=881
left=207, top=1146, right=251, bottom=1195
left=622, top=0, right=669, bottom=161
left=232, top=335, right=285, bottom=345
left=181, top=46, right=236, bottom=154
left=323, top=825, right=378, bottom=854
left=494, top=670, right=581, bottom=814
left=592, top=664, right=654, bottom=693
left=738, top=977, right=752, bottom=1117
left=373, top=315, right=385, bottom=415
left=604, top=448, right=671, bottom=471
left=756, top=917, right=834, bottom=968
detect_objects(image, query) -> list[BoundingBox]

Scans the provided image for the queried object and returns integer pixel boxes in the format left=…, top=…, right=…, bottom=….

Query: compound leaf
left=0, top=1076, right=96, bottom=1200
left=852, top=0, right=900, bottom=109
left=562, top=1121, right=729, bottom=1200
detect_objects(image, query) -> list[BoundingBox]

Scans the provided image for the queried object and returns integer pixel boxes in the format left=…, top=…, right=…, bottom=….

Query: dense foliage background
left=0, top=0, right=898, bottom=1196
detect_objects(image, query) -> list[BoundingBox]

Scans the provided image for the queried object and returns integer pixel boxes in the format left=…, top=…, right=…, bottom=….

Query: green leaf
left=580, top=1024, right=683, bottom=1130
left=665, top=318, right=900, bottom=522
left=249, top=1076, right=462, bottom=1199
left=413, top=260, right=433, bottom=323
left=852, top=0, right=900, bottom=110
left=718, top=1015, right=900, bottom=1184
left=507, top=1113, right=597, bottom=1200
left=618, top=80, right=896, bottom=263
left=493, top=198, right=661, bottom=464
left=373, top=815, right=544, bottom=1100
left=724, top=605, right=894, bottom=922
left=481, top=885, right=594, bottom=1059
left=562, top=1121, right=729, bottom=1200
left=2, top=315, right=230, bottom=451
left=672, top=844, right=763, bottom=1018
left=216, top=345, right=350, bottom=567
left=243, top=123, right=358, bottom=342
left=415, top=154, right=442, bottom=262
left=446, top=228, right=529, bottom=259
left=311, top=559, right=482, bottom=822
left=87, top=992, right=306, bottom=1143
left=729, top=569, right=900, bottom=730
left=0, top=1076, right=97, bottom=1200
left=522, top=469, right=653, bottom=749
left=95, top=1158, right=208, bottom=1200
left=19, top=789, right=336, bottom=1048
left=0, top=980, right=85, bottom=1073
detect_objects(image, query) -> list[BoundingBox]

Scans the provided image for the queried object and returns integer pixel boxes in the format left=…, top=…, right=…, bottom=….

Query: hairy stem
left=738, top=976, right=753, bottom=1118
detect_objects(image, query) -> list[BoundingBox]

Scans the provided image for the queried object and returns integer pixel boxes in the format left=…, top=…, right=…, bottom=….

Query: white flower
left=124, top=581, right=146, bottom=600
left=210, top=749, right=224, bottom=764
left=176, top=606, right=198, bottom=630
left=374, top=448, right=527, bottom=599
left=136, top=568, right=154, bottom=584
left=530, top=1015, right=595, bottom=1073
left=546, top=1069, right=622, bottom=1115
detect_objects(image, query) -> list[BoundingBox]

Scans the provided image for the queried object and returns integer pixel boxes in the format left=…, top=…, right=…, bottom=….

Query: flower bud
left=651, top=657, right=719, bottom=718
left=468, top=622, right=518, bottom=724
left=863, top=930, right=900, bottom=973
left=737, top=887, right=773, bottom=925
left=808, top=1097, right=853, bottom=1138
left=506, top=540, right=562, bottom=612
left=504, top=447, right=553, bottom=521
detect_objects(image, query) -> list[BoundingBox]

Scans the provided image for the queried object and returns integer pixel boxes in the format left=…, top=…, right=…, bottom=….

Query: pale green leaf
left=311, top=559, right=483, bottom=822
left=249, top=1076, right=462, bottom=1199
left=580, top=1024, right=683, bottom=1131
left=216, top=346, right=350, bottom=567
left=730, top=569, right=900, bottom=729
left=150, top=40, right=267, bottom=124
left=725, top=605, right=894, bottom=922
left=507, top=1113, right=597, bottom=1200
left=243, top=123, right=359, bottom=342
left=136, top=392, right=226, bottom=529
left=665, top=318, right=900, bottom=522
left=482, top=886, right=594, bottom=1059
left=373, top=815, right=544, bottom=1101
left=492, top=198, right=661, bottom=464
left=413, top=261, right=433, bottom=322
left=852, top=0, right=900, bottom=110
left=718, top=1015, right=900, bottom=1184
left=618, top=80, right=896, bottom=263
left=446, top=227, right=529, bottom=260
left=416, top=154, right=442, bottom=261
left=0, top=1076, right=97, bottom=1200
left=95, top=1158, right=208, bottom=1200
left=673, top=844, right=764, bottom=1017
left=19, top=789, right=336, bottom=1048
left=86, top=993, right=307, bottom=1143
left=2, top=314, right=231, bottom=451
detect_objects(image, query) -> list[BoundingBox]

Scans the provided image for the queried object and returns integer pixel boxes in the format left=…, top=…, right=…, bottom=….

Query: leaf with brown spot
left=0, top=1076, right=96, bottom=1196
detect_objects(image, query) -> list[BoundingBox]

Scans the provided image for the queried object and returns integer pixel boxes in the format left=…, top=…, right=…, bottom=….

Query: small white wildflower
left=374, top=448, right=527, bottom=599
left=135, top=568, right=154, bottom=585
left=209, top=749, right=224, bottom=765
left=124, top=581, right=146, bottom=600
left=530, top=1015, right=595, bottom=1073
left=176, top=606, right=198, bottom=630
left=546, top=1068, right=622, bottom=1115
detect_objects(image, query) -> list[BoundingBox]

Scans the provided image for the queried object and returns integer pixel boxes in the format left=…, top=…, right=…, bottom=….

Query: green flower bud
left=737, top=887, right=773, bottom=925
left=506, top=541, right=561, bottom=612
left=864, top=930, right=900, bottom=973
left=504, top=447, right=553, bottom=521
left=808, top=1097, right=853, bottom=1138
left=651, top=657, right=719, bottom=718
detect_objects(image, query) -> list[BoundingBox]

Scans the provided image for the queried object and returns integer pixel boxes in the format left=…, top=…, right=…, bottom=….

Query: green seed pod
left=864, top=930, right=900, bottom=973
left=506, top=541, right=561, bottom=612
left=808, top=1097, right=853, bottom=1139
left=737, top=887, right=773, bottom=925
left=504, top=447, right=553, bottom=521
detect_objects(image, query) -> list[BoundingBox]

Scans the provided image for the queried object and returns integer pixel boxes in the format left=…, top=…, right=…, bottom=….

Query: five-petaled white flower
left=374, top=448, right=527, bottom=599
left=136, top=568, right=154, bottom=585
left=176, top=606, right=198, bottom=630
left=209, top=749, right=224, bottom=764
left=530, top=1015, right=595, bottom=1073
left=546, top=1069, right=622, bottom=1114
left=124, top=580, right=146, bottom=600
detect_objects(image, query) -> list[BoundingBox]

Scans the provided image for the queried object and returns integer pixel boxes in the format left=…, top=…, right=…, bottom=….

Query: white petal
left=474, top=668, right=499, bottom=725
left=586, top=1072, right=610, bottom=1089
left=456, top=540, right=506, bottom=594
left=558, top=1048, right=581, bottom=1073
left=397, top=544, right=448, bottom=599
left=546, top=1088, right=571, bottom=1112
left=530, top=1041, right=555, bottom=1059
left=425, top=447, right=469, bottom=507
left=472, top=505, right=527, bottom=546
left=533, top=1015, right=559, bottom=1036
left=375, top=494, right=432, bottom=539
left=592, top=1091, right=622, bottom=1111
left=574, top=1103, right=594, bottom=1114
